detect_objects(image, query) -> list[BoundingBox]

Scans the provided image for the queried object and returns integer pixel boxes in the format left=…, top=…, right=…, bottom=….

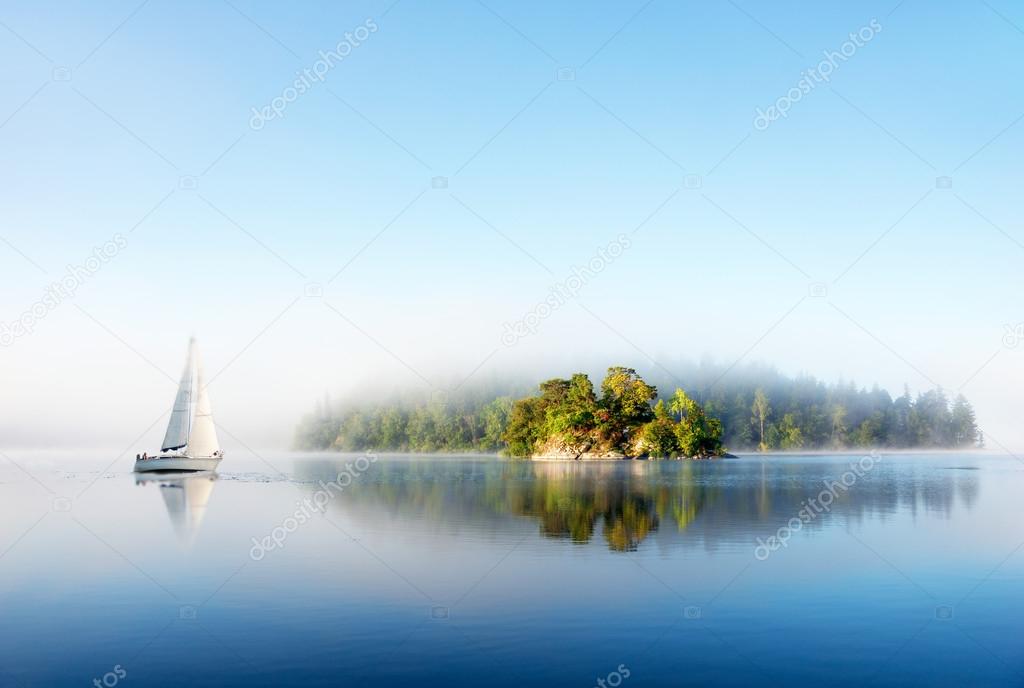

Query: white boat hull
left=134, top=457, right=222, bottom=473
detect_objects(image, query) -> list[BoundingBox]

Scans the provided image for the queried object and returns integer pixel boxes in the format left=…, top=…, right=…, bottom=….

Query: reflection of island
left=295, top=458, right=980, bottom=553
left=504, top=462, right=717, bottom=551
left=135, top=472, right=217, bottom=547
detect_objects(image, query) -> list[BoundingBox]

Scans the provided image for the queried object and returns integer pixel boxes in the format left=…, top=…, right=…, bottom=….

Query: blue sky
left=1, top=0, right=1022, bottom=451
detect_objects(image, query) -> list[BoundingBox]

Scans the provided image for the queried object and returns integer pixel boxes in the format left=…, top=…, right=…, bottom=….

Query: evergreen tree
left=950, top=394, right=978, bottom=447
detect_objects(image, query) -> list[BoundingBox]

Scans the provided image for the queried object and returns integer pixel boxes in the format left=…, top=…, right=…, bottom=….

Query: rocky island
left=502, top=367, right=726, bottom=460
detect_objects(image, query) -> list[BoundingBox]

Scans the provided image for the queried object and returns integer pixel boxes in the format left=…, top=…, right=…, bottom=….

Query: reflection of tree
left=955, top=470, right=980, bottom=509
left=538, top=495, right=596, bottom=544
left=295, top=456, right=978, bottom=553
left=516, top=474, right=664, bottom=551
left=602, top=490, right=658, bottom=552
left=299, top=459, right=712, bottom=552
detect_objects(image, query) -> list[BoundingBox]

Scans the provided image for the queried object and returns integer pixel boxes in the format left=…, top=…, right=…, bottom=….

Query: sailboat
left=135, top=338, right=224, bottom=473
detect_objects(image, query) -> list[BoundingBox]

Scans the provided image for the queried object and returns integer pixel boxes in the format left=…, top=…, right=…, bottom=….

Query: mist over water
left=2, top=340, right=1016, bottom=456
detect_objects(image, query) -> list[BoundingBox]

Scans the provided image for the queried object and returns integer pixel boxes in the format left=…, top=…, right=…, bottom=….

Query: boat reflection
left=296, top=457, right=982, bottom=553
left=135, top=471, right=217, bottom=547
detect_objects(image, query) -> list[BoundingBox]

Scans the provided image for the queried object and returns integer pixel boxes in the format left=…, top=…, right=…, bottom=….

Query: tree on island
left=597, top=366, right=657, bottom=447
left=640, top=401, right=680, bottom=458
left=293, top=362, right=982, bottom=454
left=830, top=404, right=848, bottom=448
left=951, top=394, right=978, bottom=447
left=668, top=388, right=690, bottom=423
left=751, top=388, right=770, bottom=452
left=503, top=367, right=724, bottom=459
left=503, top=396, right=546, bottom=458
left=541, top=374, right=600, bottom=456
left=670, top=389, right=724, bottom=458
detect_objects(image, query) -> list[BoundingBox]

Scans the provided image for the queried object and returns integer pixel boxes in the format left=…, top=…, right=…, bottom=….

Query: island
left=294, top=361, right=981, bottom=456
left=504, top=367, right=724, bottom=459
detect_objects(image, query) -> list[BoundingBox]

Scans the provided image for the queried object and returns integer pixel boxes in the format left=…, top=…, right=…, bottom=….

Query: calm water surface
left=0, top=453, right=1021, bottom=687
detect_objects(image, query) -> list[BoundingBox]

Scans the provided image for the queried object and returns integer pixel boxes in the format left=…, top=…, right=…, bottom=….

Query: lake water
left=0, top=452, right=1021, bottom=687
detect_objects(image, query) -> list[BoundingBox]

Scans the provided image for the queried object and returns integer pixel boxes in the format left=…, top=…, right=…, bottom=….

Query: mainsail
left=160, top=339, right=220, bottom=457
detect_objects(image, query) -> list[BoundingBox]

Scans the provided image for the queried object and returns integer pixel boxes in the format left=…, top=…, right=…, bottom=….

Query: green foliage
left=950, top=394, right=978, bottom=447
left=507, top=373, right=602, bottom=457
left=776, top=413, right=804, bottom=450
left=752, top=388, right=770, bottom=451
left=503, top=373, right=722, bottom=459
left=642, top=403, right=680, bottom=458
left=294, top=390, right=520, bottom=454
left=481, top=396, right=514, bottom=448
left=600, top=367, right=657, bottom=423
left=504, top=397, right=546, bottom=457
left=599, top=366, right=657, bottom=445
left=502, top=373, right=600, bottom=457
left=673, top=390, right=724, bottom=458
left=669, top=389, right=697, bottom=421
left=556, top=373, right=599, bottom=453
left=830, top=404, right=848, bottom=447
left=730, top=382, right=977, bottom=452
left=295, top=363, right=982, bottom=455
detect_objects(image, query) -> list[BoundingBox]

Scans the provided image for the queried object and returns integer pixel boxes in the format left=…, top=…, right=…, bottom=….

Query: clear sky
left=1, top=0, right=1022, bottom=453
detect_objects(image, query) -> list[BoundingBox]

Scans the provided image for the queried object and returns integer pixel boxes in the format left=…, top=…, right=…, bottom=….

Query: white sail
left=161, top=340, right=198, bottom=451
left=187, top=345, right=220, bottom=458
left=159, top=338, right=220, bottom=458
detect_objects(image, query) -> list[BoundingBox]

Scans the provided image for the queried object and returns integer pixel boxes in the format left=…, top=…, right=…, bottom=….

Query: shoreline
left=529, top=452, right=739, bottom=461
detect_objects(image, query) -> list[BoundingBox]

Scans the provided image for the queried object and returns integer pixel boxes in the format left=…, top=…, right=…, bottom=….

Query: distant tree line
left=295, top=363, right=981, bottom=454
left=295, top=391, right=517, bottom=453
left=711, top=383, right=978, bottom=451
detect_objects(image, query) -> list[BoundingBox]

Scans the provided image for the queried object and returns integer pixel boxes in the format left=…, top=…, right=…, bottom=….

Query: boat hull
left=134, top=457, right=222, bottom=473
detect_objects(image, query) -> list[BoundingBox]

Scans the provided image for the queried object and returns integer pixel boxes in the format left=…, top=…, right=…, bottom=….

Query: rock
left=530, top=435, right=624, bottom=460
left=528, top=433, right=731, bottom=461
